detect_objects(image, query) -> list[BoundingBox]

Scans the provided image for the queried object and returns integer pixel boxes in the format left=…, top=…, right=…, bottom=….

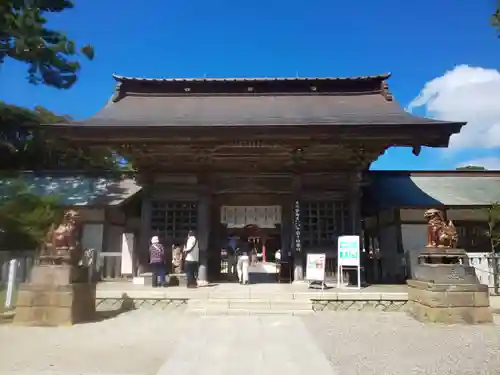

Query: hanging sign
left=294, top=200, right=301, bottom=252
left=306, top=253, right=326, bottom=282
left=221, top=206, right=282, bottom=228
left=337, top=235, right=362, bottom=289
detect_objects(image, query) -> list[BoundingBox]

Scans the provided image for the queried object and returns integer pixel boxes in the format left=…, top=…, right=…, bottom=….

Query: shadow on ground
left=93, top=292, right=136, bottom=322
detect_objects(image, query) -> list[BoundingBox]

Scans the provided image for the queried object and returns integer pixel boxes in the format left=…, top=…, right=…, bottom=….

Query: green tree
left=0, top=0, right=94, bottom=89
left=0, top=102, right=123, bottom=171
left=456, top=165, right=487, bottom=171
left=0, top=179, right=61, bottom=250
left=492, top=1, right=500, bottom=36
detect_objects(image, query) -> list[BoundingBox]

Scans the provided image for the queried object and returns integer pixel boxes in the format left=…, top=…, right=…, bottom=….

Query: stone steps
left=186, top=298, right=314, bottom=316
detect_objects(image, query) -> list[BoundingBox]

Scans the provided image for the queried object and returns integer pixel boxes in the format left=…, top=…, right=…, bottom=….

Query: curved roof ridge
left=111, top=73, right=392, bottom=83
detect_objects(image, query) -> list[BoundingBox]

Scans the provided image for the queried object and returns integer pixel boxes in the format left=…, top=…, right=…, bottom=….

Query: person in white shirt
left=237, top=238, right=250, bottom=285
left=183, top=229, right=199, bottom=288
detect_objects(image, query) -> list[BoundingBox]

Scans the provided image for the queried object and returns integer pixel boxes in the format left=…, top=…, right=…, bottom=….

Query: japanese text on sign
left=294, top=200, right=301, bottom=252
left=337, top=235, right=360, bottom=267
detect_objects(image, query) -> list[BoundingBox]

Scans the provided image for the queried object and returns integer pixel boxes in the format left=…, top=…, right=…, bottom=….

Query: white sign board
left=338, top=236, right=360, bottom=267
left=337, top=235, right=361, bottom=289
left=306, top=253, right=326, bottom=282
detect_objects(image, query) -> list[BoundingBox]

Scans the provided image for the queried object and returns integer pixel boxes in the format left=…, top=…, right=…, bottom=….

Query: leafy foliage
left=0, top=0, right=94, bottom=89
left=493, top=1, right=500, bottom=36
left=0, top=179, right=62, bottom=250
left=0, top=102, right=125, bottom=171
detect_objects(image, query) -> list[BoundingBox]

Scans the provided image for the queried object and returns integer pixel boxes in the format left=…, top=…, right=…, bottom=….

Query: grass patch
left=0, top=287, right=6, bottom=313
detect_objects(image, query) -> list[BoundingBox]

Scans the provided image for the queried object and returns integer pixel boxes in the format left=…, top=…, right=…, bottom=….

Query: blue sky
left=1, top=0, right=499, bottom=170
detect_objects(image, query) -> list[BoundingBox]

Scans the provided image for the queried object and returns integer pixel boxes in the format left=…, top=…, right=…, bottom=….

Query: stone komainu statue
left=171, top=244, right=183, bottom=274
left=39, top=209, right=83, bottom=266
left=424, top=208, right=458, bottom=248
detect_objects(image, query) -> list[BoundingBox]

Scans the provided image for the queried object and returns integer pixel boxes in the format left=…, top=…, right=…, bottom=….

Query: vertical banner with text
left=294, top=200, right=301, bottom=253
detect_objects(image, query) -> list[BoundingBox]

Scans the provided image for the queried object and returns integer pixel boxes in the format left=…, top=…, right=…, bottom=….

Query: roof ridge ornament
left=381, top=81, right=393, bottom=101
left=111, top=80, right=125, bottom=103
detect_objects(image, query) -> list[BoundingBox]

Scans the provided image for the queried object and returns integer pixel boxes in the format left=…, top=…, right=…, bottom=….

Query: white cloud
left=407, top=65, right=500, bottom=150
left=457, top=157, right=500, bottom=170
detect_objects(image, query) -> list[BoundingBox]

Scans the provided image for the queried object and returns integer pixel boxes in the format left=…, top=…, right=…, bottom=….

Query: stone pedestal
left=407, top=248, right=493, bottom=324
left=14, top=265, right=96, bottom=326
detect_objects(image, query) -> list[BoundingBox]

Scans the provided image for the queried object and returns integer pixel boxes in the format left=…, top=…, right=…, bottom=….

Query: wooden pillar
left=197, top=194, right=211, bottom=284
left=138, top=189, right=152, bottom=276
left=350, top=195, right=362, bottom=235
left=350, top=173, right=363, bottom=235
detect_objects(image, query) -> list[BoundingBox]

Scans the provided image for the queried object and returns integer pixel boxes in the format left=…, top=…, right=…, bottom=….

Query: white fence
left=0, top=250, right=125, bottom=285
left=0, top=251, right=36, bottom=285
left=0, top=250, right=126, bottom=311
left=467, top=252, right=500, bottom=293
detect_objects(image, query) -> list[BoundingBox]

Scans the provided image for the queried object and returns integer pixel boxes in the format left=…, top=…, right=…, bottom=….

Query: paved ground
left=1, top=310, right=500, bottom=375
left=96, top=281, right=409, bottom=300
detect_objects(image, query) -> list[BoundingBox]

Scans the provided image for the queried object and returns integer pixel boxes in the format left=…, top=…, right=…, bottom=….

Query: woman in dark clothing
left=149, top=236, right=167, bottom=287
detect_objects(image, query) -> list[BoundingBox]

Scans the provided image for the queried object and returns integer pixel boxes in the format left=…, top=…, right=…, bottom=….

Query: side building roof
left=0, top=174, right=141, bottom=207
left=365, top=171, right=500, bottom=209
left=45, top=74, right=464, bottom=130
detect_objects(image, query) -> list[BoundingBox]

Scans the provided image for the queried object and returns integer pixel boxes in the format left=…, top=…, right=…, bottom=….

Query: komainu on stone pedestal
left=14, top=210, right=96, bottom=326
left=406, top=209, right=493, bottom=325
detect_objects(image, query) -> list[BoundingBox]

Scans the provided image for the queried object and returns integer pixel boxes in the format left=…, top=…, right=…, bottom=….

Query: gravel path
left=303, top=312, right=500, bottom=375
left=0, top=309, right=191, bottom=375
left=1, top=310, right=500, bottom=375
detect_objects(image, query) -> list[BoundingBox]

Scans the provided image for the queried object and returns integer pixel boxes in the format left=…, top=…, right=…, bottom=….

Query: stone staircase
left=186, top=297, right=314, bottom=316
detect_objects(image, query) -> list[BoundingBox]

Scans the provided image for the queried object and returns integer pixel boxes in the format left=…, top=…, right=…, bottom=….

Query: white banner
left=220, top=206, right=282, bottom=228
left=305, top=253, right=326, bottom=282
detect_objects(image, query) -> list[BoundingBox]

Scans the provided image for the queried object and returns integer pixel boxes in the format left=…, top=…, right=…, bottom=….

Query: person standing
left=226, top=233, right=238, bottom=281
left=149, top=236, right=166, bottom=288
left=237, top=238, right=250, bottom=285
left=183, top=229, right=199, bottom=288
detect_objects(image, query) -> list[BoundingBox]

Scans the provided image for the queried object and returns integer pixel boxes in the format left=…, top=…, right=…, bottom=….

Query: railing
left=0, top=250, right=36, bottom=312
left=467, top=252, right=500, bottom=293
left=0, top=250, right=125, bottom=284
left=0, top=250, right=36, bottom=285
left=1, top=250, right=497, bottom=290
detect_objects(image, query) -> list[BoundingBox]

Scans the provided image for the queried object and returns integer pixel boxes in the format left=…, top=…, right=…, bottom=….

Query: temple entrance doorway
left=218, top=205, right=287, bottom=283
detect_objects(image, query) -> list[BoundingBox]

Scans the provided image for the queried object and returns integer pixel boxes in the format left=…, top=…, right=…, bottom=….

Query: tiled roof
left=64, top=94, right=459, bottom=128
left=44, top=73, right=464, bottom=129
left=0, top=175, right=141, bottom=206
left=366, top=172, right=500, bottom=208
